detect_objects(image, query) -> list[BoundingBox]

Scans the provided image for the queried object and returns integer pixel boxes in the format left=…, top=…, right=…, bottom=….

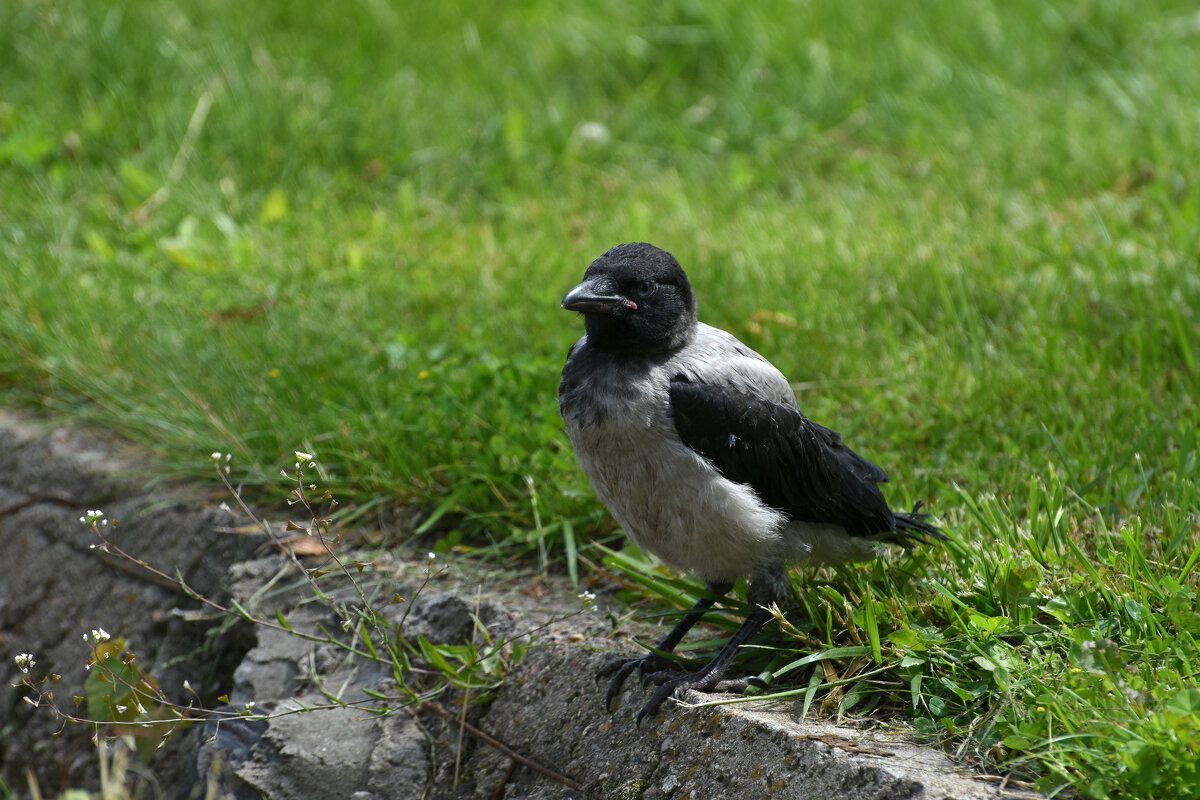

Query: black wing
left=668, top=376, right=900, bottom=538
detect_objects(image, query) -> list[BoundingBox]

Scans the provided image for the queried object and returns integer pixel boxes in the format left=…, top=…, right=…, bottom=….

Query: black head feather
left=562, top=243, right=698, bottom=353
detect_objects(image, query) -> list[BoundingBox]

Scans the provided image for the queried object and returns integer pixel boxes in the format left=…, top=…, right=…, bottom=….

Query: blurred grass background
left=3, top=0, right=1200, bottom=795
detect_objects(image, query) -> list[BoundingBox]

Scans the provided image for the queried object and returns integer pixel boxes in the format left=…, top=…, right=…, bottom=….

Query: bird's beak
left=561, top=277, right=628, bottom=314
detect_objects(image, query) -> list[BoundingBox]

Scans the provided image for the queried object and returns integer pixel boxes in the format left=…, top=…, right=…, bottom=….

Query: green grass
left=2, top=0, right=1199, bottom=795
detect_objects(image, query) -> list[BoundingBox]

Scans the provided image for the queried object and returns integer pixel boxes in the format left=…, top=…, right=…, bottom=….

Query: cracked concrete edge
left=453, top=644, right=1042, bottom=800
left=0, top=409, right=1046, bottom=800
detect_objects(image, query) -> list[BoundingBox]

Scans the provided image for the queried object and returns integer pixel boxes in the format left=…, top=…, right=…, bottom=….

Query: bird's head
left=561, top=243, right=698, bottom=353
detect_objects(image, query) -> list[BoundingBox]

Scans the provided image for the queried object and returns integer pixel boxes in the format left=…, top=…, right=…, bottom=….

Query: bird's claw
left=634, top=668, right=726, bottom=726
left=640, top=669, right=676, bottom=689
left=596, top=653, right=676, bottom=711
left=599, top=653, right=759, bottom=723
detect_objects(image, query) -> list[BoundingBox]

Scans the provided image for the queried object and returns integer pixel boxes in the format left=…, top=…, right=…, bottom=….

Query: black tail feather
left=888, top=501, right=947, bottom=545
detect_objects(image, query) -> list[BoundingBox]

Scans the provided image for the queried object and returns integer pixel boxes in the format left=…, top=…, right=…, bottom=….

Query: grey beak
left=561, top=277, right=627, bottom=314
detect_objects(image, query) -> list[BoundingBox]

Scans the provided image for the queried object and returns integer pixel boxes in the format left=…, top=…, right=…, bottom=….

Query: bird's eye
left=636, top=281, right=657, bottom=298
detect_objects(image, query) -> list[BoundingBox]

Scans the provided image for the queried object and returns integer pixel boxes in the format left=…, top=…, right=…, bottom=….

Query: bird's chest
left=562, top=383, right=679, bottom=515
left=566, top=400, right=678, bottom=509
left=563, top=394, right=784, bottom=582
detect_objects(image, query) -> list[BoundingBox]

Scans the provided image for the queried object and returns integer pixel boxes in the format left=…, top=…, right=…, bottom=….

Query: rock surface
left=0, top=411, right=1042, bottom=800
left=443, top=645, right=1042, bottom=800
left=0, top=410, right=259, bottom=794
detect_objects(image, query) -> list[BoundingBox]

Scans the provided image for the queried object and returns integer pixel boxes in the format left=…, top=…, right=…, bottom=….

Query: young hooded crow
left=559, top=242, right=944, bottom=723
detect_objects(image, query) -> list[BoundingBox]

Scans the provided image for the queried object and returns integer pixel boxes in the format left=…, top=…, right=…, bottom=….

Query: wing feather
left=668, top=376, right=896, bottom=537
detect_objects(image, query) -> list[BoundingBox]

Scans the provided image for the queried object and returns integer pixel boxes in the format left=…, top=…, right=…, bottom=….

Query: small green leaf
left=259, top=188, right=289, bottom=225
left=967, top=614, right=1010, bottom=635
left=888, top=628, right=922, bottom=649
left=418, top=636, right=455, bottom=676
left=914, top=717, right=938, bottom=734
left=973, top=655, right=998, bottom=671
left=83, top=228, right=115, bottom=260
left=1165, top=688, right=1200, bottom=716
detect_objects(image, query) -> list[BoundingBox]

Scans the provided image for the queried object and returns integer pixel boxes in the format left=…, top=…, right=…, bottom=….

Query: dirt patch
left=0, top=411, right=260, bottom=793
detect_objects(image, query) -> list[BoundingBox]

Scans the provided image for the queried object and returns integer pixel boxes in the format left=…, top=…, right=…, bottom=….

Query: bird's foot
left=596, top=652, right=677, bottom=710
left=600, top=656, right=769, bottom=723
left=634, top=665, right=742, bottom=725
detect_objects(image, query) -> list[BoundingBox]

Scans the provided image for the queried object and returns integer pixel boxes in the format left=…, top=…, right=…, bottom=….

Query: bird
left=558, top=242, right=944, bottom=723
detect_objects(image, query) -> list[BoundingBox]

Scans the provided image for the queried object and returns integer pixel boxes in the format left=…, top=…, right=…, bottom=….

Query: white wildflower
left=14, top=653, right=35, bottom=673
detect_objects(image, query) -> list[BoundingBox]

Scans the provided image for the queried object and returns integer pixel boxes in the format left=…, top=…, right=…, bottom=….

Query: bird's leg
left=633, top=605, right=770, bottom=724
left=634, top=570, right=790, bottom=724
left=597, top=581, right=732, bottom=710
